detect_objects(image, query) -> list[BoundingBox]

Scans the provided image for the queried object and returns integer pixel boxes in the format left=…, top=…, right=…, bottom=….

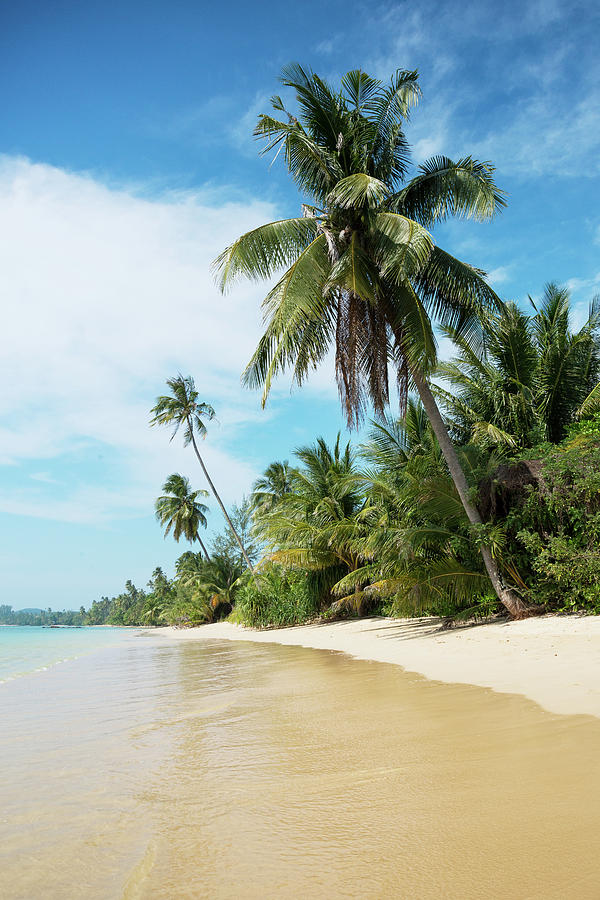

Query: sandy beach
left=160, top=614, right=600, bottom=718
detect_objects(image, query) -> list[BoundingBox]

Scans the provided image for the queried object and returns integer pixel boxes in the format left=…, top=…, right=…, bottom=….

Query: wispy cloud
left=361, top=0, right=600, bottom=177
left=486, top=266, right=513, bottom=286
left=229, top=92, right=270, bottom=153
left=315, top=37, right=339, bottom=56
left=29, top=472, right=60, bottom=484
left=564, top=272, right=600, bottom=295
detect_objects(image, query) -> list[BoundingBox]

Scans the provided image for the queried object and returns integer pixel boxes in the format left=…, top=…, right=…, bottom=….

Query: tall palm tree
left=150, top=374, right=255, bottom=573
left=155, top=472, right=210, bottom=560
left=214, top=64, right=530, bottom=617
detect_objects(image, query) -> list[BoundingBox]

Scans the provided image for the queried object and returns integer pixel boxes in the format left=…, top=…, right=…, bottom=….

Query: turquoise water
left=0, top=625, right=140, bottom=682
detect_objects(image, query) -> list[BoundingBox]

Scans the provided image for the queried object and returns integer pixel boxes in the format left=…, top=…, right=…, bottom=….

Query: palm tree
left=194, top=554, right=246, bottom=617
left=174, top=550, right=245, bottom=621
left=150, top=375, right=255, bottom=573
left=144, top=567, right=174, bottom=625
left=250, top=460, right=293, bottom=520
left=435, top=302, right=540, bottom=449
left=214, top=64, right=530, bottom=617
left=154, top=472, right=211, bottom=560
left=436, top=284, right=600, bottom=448
left=175, top=549, right=208, bottom=585
left=256, top=435, right=369, bottom=610
left=532, top=284, right=600, bottom=442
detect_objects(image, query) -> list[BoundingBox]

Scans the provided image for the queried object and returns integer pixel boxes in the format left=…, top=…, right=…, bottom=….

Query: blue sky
left=1, top=0, right=599, bottom=609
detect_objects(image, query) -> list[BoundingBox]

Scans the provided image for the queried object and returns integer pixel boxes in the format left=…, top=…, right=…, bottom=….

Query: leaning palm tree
left=214, top=64, right=530, bottom=617
left=150, top=375, right=255, bottom=573
left=155, top=473, right=210, bottom=560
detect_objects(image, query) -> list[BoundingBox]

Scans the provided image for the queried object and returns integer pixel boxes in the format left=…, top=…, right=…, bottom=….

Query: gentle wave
left=0, top=625, right=143, bottom=683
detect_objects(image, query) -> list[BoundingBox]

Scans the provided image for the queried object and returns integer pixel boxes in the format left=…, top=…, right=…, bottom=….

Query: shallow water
left=2, top=629, right=600, bottom=898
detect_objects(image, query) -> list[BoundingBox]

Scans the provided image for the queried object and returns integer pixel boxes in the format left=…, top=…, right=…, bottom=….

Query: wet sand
left=160, top=614, right=600, bottom=718
left=4, top=630, right=600, bottom=898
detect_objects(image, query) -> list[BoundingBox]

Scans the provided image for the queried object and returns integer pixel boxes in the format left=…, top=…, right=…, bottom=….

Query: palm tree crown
left=250, top=460, right=293, bottom=519
left=150, top=374, right=215, bottom=445
left=214, top=64, right=503, bottom=428
left=436, top=284, right=600, bottom=448
left=254, top=435, right=367, bottom=607
left=155, top=473, right=209, bottom=544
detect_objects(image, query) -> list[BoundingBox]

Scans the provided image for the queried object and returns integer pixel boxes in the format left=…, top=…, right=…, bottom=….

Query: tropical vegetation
left=9, top=67, right=600, bottom=631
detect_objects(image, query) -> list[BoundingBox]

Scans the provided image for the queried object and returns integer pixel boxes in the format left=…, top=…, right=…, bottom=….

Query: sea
left=2, top=624, right=600, bottom=899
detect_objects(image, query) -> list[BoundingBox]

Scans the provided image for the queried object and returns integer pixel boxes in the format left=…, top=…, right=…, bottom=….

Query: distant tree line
left=0, top=606, right=85, bottom=626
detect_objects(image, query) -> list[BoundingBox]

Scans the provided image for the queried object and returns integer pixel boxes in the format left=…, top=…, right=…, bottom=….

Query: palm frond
left=327, top=173, right=389, bottom=209
left=213, top=217, right=319, bottom=290
left=413, top=247, right=499, bottom=345
left=372, top=211, right=433, bottom=282
left=578, top=382, right=600, bottom=418
left=242, top=234, right=333, bottom=404
left=390, top=155, right=506, bottom=225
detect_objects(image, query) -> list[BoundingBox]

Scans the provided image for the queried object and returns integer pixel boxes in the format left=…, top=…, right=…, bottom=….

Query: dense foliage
left=436, top=286, right=600, bottom=448
left=501, top=419, right=600, bottom=611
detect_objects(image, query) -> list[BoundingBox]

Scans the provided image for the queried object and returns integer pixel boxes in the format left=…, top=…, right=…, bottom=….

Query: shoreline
left=158, top=614, right=600, bottom=718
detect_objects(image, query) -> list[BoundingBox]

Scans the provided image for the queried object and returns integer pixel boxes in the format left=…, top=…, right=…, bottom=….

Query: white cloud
left=471, top=92, right=600, bottom=178
left=564, top=272, right=600, bottom=295
left=0, top=156, right=297, bottom=522
left=486, top=266, right=512, bottom=286
left=316, top=38, right=336, bottom=55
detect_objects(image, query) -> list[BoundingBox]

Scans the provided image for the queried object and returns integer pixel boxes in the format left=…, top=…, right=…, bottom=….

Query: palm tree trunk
left=189, top=431, right=255, bottom=574
left=196, top=535, right=210, bottom=562
left=410, top=366, right=533, bottom=619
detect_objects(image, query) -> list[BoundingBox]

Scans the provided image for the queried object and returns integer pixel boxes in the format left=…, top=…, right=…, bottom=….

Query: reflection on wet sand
left=2, top=637, right=600, bottom=899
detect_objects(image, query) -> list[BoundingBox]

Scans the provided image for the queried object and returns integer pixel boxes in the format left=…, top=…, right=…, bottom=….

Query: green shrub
left=163, top=588, right=214, bottom=626
left=504, top=422, right=600, bottom=611
left=232, top=566, right=320, bottom=627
